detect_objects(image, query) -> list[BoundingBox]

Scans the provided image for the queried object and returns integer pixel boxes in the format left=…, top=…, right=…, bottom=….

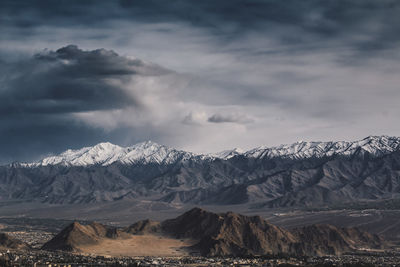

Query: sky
left=1, top=0, right=400, bottom=163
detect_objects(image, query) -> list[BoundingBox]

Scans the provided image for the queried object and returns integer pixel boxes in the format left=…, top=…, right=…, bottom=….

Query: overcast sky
left=1, top=0, right=400, bottom=163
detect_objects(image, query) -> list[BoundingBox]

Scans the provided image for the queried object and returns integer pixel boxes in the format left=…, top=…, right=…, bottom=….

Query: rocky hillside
left=41, top=222, right=123, bottom=251
left=291, top=224, right=384, bottom=256
left=42, top=208, right=386, bottom=257
left=160, top=208, right=385, bottom=256
left=124, top=219, right=161, bottom=235
left=161, top=208, right=298, bottom=256
left=0, top=233, right=30, bottom=250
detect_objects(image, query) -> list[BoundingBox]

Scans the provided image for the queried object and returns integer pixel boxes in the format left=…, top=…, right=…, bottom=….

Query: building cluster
left=6, top=231, right=53, bottom=249
left=1, top=249, right=400, bottom=267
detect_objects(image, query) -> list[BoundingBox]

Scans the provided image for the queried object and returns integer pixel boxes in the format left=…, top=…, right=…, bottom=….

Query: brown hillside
left=0, top=233, right=30, bottom=250
left=42, top=208, right=387, bottom=257
left=124, top=219, right=161, bottom=235
left=42, top=222, right=123, bottom=251
left=291, top=224, right=384, bottom=256
left=161, top=208, right=297, bottom=256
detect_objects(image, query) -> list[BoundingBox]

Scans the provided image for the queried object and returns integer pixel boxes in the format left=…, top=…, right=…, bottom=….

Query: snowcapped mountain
left=3, top=135, right=400, bottom=207
left=244, top=135, right=400, bottom=160
left=27, top=141, right=197, bottom=167
left=210, top=148, right=244, bottom=159
left=23, top=135, right=400, bottom=167
left=214, top=135, right=400, bottom=161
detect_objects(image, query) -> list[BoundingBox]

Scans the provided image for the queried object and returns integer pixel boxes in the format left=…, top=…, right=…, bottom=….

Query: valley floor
left=79, top=235, right=196, bottom=257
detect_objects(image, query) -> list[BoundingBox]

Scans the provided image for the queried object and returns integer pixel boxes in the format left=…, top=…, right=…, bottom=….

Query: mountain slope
left=26, top=141, right=198, bottom=167
left=291, top=224, right=384, bottom=256
left=161, top=208, right=298, bottom=256
left=244, top=135, right=400, bottom=160
left=22, top=135, right=400, bottom=167
left=0, top=233, right=30, bottom=250
left=1, top=135, right=400, bottom=207
left=41, top=222, right=123, bottom=251
left=42, top=208, right=386, bottom=257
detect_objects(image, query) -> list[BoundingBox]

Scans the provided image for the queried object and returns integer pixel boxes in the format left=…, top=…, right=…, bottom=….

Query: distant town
left=2, top=249, right=400, bottom=267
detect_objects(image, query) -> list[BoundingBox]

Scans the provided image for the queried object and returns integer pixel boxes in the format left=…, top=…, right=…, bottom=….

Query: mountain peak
left=21, top=135, right=400, bottom=167
left=245, top=135, right=400, bottom=160
left=363, top=135, right=390, bottom=140
left=28, top=140, right=194, bottom=167
left=211, top=148, right=244, bottom=159
left=42, top=221, right=121, bottom=252
left=92, top=142, right=120, bottom=149
left=133, top=140, right=160, bottom=147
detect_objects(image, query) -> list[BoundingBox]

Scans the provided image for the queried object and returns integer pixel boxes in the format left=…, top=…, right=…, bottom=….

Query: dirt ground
left=80, top=234, right=197, bottom=257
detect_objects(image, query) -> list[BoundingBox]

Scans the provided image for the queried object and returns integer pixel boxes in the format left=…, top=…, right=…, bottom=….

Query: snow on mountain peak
left=245, top=135, right=400, bottom=160
left=23, top=135, right=400, bottom=167
left=30, top=140, right=193, bottom=167
left=211, top=148, right=244, bottom=159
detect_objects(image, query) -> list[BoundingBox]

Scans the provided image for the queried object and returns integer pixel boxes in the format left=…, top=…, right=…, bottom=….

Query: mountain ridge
left=18, top=135, right=400, bottom=167
left=1, top=135, right=400, bottom=207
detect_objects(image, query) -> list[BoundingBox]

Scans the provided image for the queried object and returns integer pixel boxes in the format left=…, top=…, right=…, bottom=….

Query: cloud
left=1, top=1, right=400, bottom=162
left=0, top=45, right=171, bottom=163
left=182, top=112, right=208, bottom=125
left=208, top=113, right=254, bottom=124
left=2, top=0, right=400, bottom=60
left=36, top=45, right=170, bottom=76
left=0, top=45, right=171, bottom=117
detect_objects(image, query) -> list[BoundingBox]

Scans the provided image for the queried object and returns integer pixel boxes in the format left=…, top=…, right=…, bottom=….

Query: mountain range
left=41, top=208, right=385, bottom=257
left=1, top=135, right=400, bottom=208
left=21, top=135, right=400, bottom=167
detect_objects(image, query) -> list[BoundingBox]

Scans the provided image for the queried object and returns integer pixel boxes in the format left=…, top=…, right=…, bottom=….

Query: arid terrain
left=35, top=208, right=386, bottom=258
left=79, top=235, right=195, bottom=257
left=1, top=208, right=400, bottom=266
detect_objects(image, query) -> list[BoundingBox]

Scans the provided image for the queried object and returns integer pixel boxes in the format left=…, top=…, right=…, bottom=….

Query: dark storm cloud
left=1, top=0, right=400, bottom=161
left=0, top=45, right=169, bottom=116
left=2, top=0, right=400, bottom=56
left=0, top=45, right=170, bottom=163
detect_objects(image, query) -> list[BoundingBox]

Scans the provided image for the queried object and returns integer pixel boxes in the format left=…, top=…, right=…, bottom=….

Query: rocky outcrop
left=291, top=224, right=384, bottom=256
left=124, top=219, right=161, bottom=235
left=41, top=222, right=122, bottom=251
left=0, top=233, right=30, bottom=250
left=42, top=208, right=387, bottom=256
left=160, top=208, right=385, bottom=256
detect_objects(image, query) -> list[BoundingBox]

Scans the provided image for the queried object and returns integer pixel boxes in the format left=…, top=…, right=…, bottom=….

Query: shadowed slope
left=161, top=208, right=297, bottom=256
left=41, top=222, right=122, bottom=251
left=124, top=219, right=161, bottom=235
left=0, top=233, right=30, bottom=250
left=291, top=224, right=385, bottom=256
